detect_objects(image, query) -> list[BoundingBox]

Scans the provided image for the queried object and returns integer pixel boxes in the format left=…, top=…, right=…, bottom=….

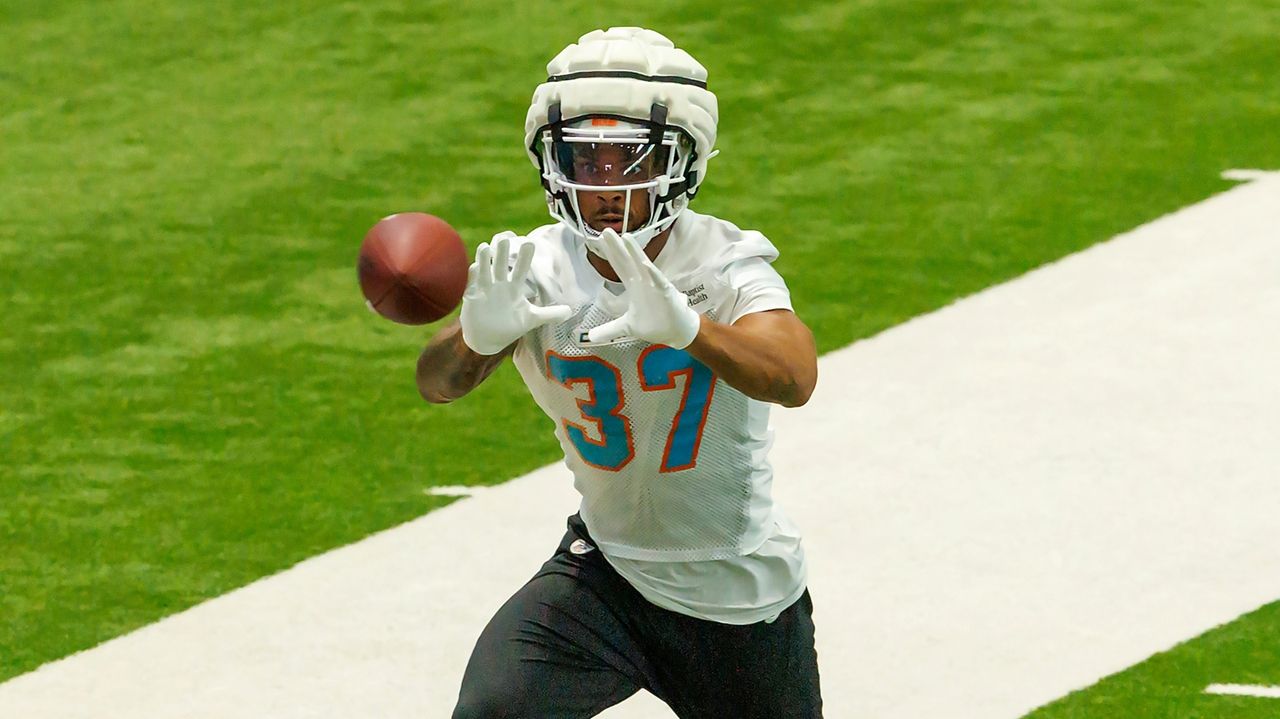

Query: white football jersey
left=509, top=210, right=807, bottom=622
left=509, top=207, right=788, bottom=555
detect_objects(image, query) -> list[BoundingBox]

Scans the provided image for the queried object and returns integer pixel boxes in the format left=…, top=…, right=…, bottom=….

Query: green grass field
left=1030, top=603, right=1280, bottom=718
left=2, top=0, right=1279, bottom=711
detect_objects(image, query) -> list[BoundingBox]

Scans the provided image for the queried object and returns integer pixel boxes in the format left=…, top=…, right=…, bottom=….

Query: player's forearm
left=416, top=321, right=510, bottom=404
left=684, top=312, right=818, bottom=408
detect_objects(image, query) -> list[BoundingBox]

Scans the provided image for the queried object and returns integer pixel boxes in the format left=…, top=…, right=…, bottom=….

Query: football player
left=417, top=26, right=822, bottom=718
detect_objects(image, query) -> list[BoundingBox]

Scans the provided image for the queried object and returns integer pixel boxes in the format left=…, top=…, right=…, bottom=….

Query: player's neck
left=587, top=224, right=674, bottom=283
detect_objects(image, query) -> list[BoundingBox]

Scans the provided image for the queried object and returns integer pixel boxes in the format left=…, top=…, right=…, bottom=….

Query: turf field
left=2, top=0, right=1278, bottom=712
left=1028, top=602, right=1280, bottom=718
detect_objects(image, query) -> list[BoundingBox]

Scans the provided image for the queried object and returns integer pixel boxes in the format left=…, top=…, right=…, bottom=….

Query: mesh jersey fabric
left=605, top=507, right=808, bottom=625
left=508, top=210, right=805, bottom=621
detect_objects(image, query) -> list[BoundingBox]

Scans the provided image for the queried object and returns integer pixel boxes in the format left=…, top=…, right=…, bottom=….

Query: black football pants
left=451, top=514, right=823, bottom=718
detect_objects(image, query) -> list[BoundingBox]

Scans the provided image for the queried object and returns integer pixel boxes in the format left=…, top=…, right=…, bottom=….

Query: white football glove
left=586, top=228, right=701, bottom=349
left=460, top=232, right=573, bottom=355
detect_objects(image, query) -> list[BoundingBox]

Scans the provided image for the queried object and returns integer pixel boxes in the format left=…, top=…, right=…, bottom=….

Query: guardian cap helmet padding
left=525, top=27, right=719, bottom=252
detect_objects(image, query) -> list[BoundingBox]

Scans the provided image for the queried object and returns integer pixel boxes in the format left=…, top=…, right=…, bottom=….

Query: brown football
left=358, top=212, right=469, bottom=325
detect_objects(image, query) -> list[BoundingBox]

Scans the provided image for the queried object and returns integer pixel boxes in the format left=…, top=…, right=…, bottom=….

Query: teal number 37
left=545, top=347, right=716, bottom=473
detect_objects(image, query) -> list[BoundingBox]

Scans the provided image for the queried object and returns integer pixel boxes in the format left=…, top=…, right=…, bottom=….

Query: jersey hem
left=582, top=512, right=773, bottom=562
left=613, top=564, right=809, bottom=626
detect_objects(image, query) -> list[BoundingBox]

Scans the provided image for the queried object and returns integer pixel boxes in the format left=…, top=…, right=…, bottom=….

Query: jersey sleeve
left=722, top=256, right=793, bottom=325
left=706, top=227, right=792, bottom=325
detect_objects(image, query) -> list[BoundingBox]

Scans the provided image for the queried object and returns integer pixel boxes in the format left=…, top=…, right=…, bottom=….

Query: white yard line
left=1, top=173, right=1277, bottom=718
left=424, top=485, right=485, bottom=497
left=1221, top=168, right=1276, bottom=181
left=1205, top=683, right=1280, bottom=699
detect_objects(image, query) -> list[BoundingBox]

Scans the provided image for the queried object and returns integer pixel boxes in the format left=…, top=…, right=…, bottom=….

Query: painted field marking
left=0, top=171, right=1277, bottom=718
left=1205, top=683, right=1280, bottom=699
left=425, top=485, right=484, bottom=497
left=1221, top=168, right=1277, bottom=181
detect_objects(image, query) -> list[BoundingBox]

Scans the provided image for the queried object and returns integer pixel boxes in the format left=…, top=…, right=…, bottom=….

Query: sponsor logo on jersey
left=682, top=283, right=708, bottom=307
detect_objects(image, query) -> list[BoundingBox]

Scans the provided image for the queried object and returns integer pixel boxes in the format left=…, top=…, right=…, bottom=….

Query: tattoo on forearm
left=444, top=338, right=484, bottom=393
left=418, top=327, right=506, bottom=403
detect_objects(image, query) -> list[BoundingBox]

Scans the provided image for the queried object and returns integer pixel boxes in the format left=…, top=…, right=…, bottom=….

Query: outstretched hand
left=460, top=232, right=573, bottom=355
left=585, top=229, right=700, bottom=349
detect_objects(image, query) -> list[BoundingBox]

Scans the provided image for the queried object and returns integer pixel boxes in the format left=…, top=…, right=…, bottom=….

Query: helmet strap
left=646, top=102, right=668, bottom=149
left=549, top=102, right=564, bottom=143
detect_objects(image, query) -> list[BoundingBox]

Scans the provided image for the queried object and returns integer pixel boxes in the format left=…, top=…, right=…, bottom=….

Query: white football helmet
left=524, top=27, right=719, bottom=254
